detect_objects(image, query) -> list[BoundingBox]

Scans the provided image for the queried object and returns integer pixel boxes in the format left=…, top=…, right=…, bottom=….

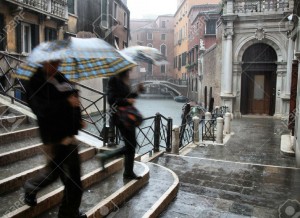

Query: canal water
left=135, top=98, right=185, bottom=126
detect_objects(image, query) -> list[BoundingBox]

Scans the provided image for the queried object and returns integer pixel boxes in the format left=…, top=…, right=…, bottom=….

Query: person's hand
left=68, top=95, right=81, bottom=107
left=127, top=98, right=136, bottom=105
left=137, top=83, right=145, bottom=93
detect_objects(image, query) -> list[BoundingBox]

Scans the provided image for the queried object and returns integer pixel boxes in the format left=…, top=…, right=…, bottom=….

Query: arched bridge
left=132, top=80, right=188, bottom=97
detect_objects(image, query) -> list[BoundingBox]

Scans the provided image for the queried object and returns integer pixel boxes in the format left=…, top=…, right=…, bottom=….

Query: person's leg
left=118, top=126, right=141, bottom=179
left=57, top=144, right=83, bottom=218
left=24, top=145, right=61, bottom=206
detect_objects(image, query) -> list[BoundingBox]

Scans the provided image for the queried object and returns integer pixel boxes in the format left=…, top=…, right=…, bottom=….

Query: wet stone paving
left=153, top=117, right=299, bottom=217
left=188, top=117, right=295, bottom=167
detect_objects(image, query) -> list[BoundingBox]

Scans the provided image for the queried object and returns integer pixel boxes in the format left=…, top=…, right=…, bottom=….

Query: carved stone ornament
left=255, top=28, right=265, bottom=41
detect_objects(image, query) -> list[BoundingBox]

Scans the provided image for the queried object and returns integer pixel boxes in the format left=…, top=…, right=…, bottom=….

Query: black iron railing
left=0, top=51, right=174, bottom=153
left=179, top=119, right=194, bottom=150
left=202, top=120, right=215, bottom=142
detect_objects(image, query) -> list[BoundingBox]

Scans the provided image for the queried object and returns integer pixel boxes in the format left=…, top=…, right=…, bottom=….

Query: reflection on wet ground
left=187, top=117, right=295, bottom=167
left=154, top=117, right=298, bottom=217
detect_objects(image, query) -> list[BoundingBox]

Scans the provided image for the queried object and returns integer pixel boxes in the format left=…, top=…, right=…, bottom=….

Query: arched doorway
left=240, top=43, right=277, bottom=115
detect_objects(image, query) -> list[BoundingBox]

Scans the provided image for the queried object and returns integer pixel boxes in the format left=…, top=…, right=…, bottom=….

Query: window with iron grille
left=68, top=0, right=75, bottom=14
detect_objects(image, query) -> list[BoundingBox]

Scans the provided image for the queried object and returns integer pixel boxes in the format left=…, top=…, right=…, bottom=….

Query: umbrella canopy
left=120, top=46, right=168, bottom=65
left=15, top=37, right=136, bottom=81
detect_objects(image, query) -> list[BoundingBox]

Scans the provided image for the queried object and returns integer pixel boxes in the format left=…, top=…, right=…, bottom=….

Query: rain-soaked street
left=152, top=117, right=300, bottom=217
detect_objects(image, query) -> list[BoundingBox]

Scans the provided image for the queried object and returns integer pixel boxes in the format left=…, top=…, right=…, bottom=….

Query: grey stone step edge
left=3, top=159, right=149, bottom=218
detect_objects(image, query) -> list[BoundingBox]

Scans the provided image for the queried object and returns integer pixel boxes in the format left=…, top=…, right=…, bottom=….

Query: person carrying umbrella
left=23, top=60, right=86, bottom=218
left=98, top=69, right=145, bottom=180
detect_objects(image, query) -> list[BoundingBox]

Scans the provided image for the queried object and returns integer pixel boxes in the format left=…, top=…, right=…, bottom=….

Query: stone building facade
left=77, top=0, right=130, bottom=50
left=219, top=0, right=294, bottom=117
left=186, top=4, right=220, bottom=102
left=130, top=15, right=175, bottom=81
left=0, top=0, right=70, bottom=54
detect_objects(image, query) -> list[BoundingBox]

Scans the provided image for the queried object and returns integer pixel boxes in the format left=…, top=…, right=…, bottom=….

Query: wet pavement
left=154, top=154, right=300, bottom=217
left=187, top=117, right=295, bottom=167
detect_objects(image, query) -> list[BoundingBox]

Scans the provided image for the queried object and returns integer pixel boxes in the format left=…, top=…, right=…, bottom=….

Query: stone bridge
left=132, top=80, right=188, bottom=97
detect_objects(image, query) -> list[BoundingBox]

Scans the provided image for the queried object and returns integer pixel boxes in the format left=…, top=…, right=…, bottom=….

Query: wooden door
left=248, top=73, right=271, bottom=114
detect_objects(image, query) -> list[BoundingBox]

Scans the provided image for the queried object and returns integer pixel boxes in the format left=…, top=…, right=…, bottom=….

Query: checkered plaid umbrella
left=15, top=37, right=136, bottom=81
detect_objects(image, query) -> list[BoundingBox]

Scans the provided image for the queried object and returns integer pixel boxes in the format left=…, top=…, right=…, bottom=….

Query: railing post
left=193, top=116, right=200, bottom=144
left=216, top=117, right=224, bottom=143
left=171, top=125, right=180, bottom=154
left=103, top=94, right=108, bottom=146
left=166, top=117, right=173, bottom=152
left=224, top=112, right=231, bottom=134
left=154, top=113, right=161, bottom=152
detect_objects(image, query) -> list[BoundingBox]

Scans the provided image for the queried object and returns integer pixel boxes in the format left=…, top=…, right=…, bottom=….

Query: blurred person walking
left=23, top=60, right=86, bottom=218
left=99, top=69, right=144, bottom=180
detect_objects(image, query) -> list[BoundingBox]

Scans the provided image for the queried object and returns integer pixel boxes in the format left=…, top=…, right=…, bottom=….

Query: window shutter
left=16, top=23, right=22, bottom=53
left=31, top=24, right=39, bottom=49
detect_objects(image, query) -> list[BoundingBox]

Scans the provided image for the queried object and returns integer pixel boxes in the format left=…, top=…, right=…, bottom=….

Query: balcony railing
left=233, top=0, right=290, bottom=14
left=5, top=0, right=68, bottom=20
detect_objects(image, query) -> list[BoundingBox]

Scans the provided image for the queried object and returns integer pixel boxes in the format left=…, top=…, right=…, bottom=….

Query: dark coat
left=107, top=76, right=138, bottom=126
left=26, top=68, right=82, bottom=144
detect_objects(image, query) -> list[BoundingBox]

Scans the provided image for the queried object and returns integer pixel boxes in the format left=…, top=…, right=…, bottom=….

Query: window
left=123, top=41, right=127, bottom=48
left=161, top=65, right=166, bottom=73
left=147, top=32, right=153, bottom=40
left=206, top=20, right=216, bottom=35
left=178, top=55, right=181, bottom=70
left=161, top=34, right=166, bottom=40
left=124, top=12, right=128, bottom=27
left=147, top=63, right=153, bottom=74
left=161, top=21, right=166, bottom=28
left=68, top=0, right=75, bottom=14
left=22, top=23, right=31, bottom=53
left=113, top=2, right=118, bottom=19
left=114, top=36, right=119, bottom=49
left=45, top=28, right=57, bottom=41
left=160, top=44, right=166, bottom=56
left=101, top=0, right=108, bottom=28
left=182, top=52, right=186, bottom=66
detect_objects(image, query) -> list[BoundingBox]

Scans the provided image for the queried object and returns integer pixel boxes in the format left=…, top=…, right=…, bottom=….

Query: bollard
left=171, top=125, right=180, bottom=154
left=224, top=112, right=231, bottom=134
left=216, top=117, right=224, bottom=143
left=154, top=113, right=161, bottom=152
left=193, top=116, right=200, bottom=144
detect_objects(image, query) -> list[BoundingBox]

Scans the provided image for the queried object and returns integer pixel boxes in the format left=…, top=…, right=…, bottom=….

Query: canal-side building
left=173, top=0, right=220, bottom=82
left=0, top=0, right=69, bottom=55
left=77, top=0, right=130, bottom=50
left=218, top=0, right=294, bottom=117
left=130, top=15, right=175, bottom=82
left=290, top=1, right=300, bottom=167
left=186, top=4, right=220, bottom=102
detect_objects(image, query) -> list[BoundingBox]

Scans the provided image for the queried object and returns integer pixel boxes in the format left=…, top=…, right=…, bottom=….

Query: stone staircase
left=0, top=102, right=179, bottom=218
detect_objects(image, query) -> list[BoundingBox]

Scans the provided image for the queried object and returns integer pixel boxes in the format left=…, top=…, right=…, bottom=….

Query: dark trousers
left=24, top=144, right=83, bottom=218
left=104, top=124, right=137, bottom=175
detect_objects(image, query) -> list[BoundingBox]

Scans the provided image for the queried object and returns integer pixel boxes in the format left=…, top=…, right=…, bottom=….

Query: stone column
left=224, top=33, right=233, bottom=94
left=171, top=125, right=180, bottom=154
left=285, top=37, right=295, bottom=96
left=193, top=116, right=200, bottom=144
left=224, top=112, right=231, bottom=134
left=216, top=117, right=224, bottom=143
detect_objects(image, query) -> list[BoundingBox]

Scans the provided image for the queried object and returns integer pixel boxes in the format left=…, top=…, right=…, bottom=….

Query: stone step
left=0, top=116, right=37, bottom=134
left=0, top=143, right=44, bottom=166
left=153, top=154, right=300, bottom=217
left=0, top=127, right=39, bottom=145
left=108, top=162, right=179, bottom=218
left=0, top=154, right=103, bottom=217
left=0, top=145, right=96, bottom=194
left=3, top=160, right=149, bottom=218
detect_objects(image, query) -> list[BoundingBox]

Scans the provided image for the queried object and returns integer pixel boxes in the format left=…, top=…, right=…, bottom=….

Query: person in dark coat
left=23, top=60, right=86, bottom=218
left=99, top=69, right=144, bottom=180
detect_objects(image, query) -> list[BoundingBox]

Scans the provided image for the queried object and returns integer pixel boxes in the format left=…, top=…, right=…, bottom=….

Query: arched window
left=160, top=44, right=167, bottom=56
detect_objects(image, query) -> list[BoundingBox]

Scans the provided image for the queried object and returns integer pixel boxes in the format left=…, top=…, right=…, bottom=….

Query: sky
left=127, top=0, right=177, bottom=19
